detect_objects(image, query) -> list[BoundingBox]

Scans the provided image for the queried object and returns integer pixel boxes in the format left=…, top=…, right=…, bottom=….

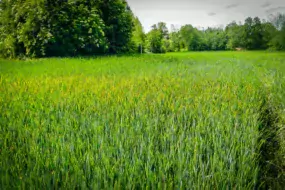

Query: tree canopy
left=145, top=13, right=285, bottom=54
left=0, top=0, right=136, bottom=58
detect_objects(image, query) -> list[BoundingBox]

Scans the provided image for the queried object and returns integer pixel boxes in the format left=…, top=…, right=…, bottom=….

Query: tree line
left=146, top=14, right=285, bottom=53
left=0, top=0, right=284, bottom=58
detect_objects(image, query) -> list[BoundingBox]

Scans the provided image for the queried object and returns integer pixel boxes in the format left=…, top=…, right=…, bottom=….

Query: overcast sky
left=126, top=0, right=285, bottom=32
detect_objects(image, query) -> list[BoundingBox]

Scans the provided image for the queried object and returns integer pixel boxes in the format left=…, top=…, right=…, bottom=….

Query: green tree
left=251, top=17, right=264, bottom=49
left=0, top=0, right=136, bottom=58
left=204, top=27, right=227, bottom=50
left=0, top=0, right=51, bottom=57
left=146, top=22, right=170, bottom=53
left=225, top=21, right=245, bottom=49
left=97, top=0, right=134, bottom=53
left=242, top=17, right=254, bottom=49
left=146, top=28, right=164, bottom=53
left=168, top=25, right=182, bottom=52
left=169, top=31, right=182, bottom=52
left=0, top=0, right=107, bottom=58
left=151, top=22, right=169, bottom=39
left=131, top=16, right=145, bottom=53
left=260, top=21, right=276, bottom=49
left=180, top=25, right=203, bottom=51
left=157, top=22, right=169, bottom=39
left=241, top=17, right=266, bottom=50
left=45, top=0, right=107, bottom=56
left=268, top=13, right=285, bottom=50
left=163, top=38, right=173, bottom=52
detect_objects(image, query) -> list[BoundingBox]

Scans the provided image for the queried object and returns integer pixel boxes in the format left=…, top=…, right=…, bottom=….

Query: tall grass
left=0, top=52, right=284, bottom=188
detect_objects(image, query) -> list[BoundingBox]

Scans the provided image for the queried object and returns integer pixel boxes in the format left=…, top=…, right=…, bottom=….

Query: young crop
left=0, top=52, right=284, bottom=188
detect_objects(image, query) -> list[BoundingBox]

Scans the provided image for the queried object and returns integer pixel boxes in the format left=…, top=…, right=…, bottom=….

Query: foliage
left=268, top=13, right=285, bottom=50
left=146, top=27, right=164, bottom=53
left=97, top=0, right=134, bottom=54
left=163, top=14, right=285, bottom=52
left=180, top=25, right=203, bottom=51
left=203, top=27, right=227, bottom=50
left=225, top=21, right=245, bottom=50
left=0, top=0, right=134, bottom=58
left=146, top=22, right=169, bottom=54
left=1, top=0, right=285, bottom=57
left=156, top=22, right=169, bottom=39
left=261, top=22, right=277, bottom=49
left=168, top=31, right=182, bottom=52
left=45, top=0, right=108, bottom=56
left=131, top=16, right=145, bottom=53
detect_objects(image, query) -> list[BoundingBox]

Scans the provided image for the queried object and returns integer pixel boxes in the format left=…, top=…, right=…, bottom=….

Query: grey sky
left=126, top=0, right=285, bottom=32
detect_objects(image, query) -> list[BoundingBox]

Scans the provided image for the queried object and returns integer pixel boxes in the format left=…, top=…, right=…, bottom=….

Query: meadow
left=0, top=52, right=284, bottom=189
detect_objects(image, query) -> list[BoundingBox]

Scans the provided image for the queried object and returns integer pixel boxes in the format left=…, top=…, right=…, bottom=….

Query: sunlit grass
left=0, top=52, right=284, bottom=188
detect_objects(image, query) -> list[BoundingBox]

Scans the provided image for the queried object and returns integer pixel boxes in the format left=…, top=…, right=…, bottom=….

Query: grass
left=0, top=51, right=284, bottom=189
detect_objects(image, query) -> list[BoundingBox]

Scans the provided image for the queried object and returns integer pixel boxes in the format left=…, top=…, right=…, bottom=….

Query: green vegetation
left=1, top=1, right=285, bottom=58
left=1, top=52, right=284, bottom=188
left=146, top=14, right=285, bottom=53
left=0, top=1, right=285, bottom=188
left=0, top=0, right=138, bottom=58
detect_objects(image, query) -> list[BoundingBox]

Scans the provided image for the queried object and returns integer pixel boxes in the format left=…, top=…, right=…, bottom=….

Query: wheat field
left=0, top=52, right=284, bottom=189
